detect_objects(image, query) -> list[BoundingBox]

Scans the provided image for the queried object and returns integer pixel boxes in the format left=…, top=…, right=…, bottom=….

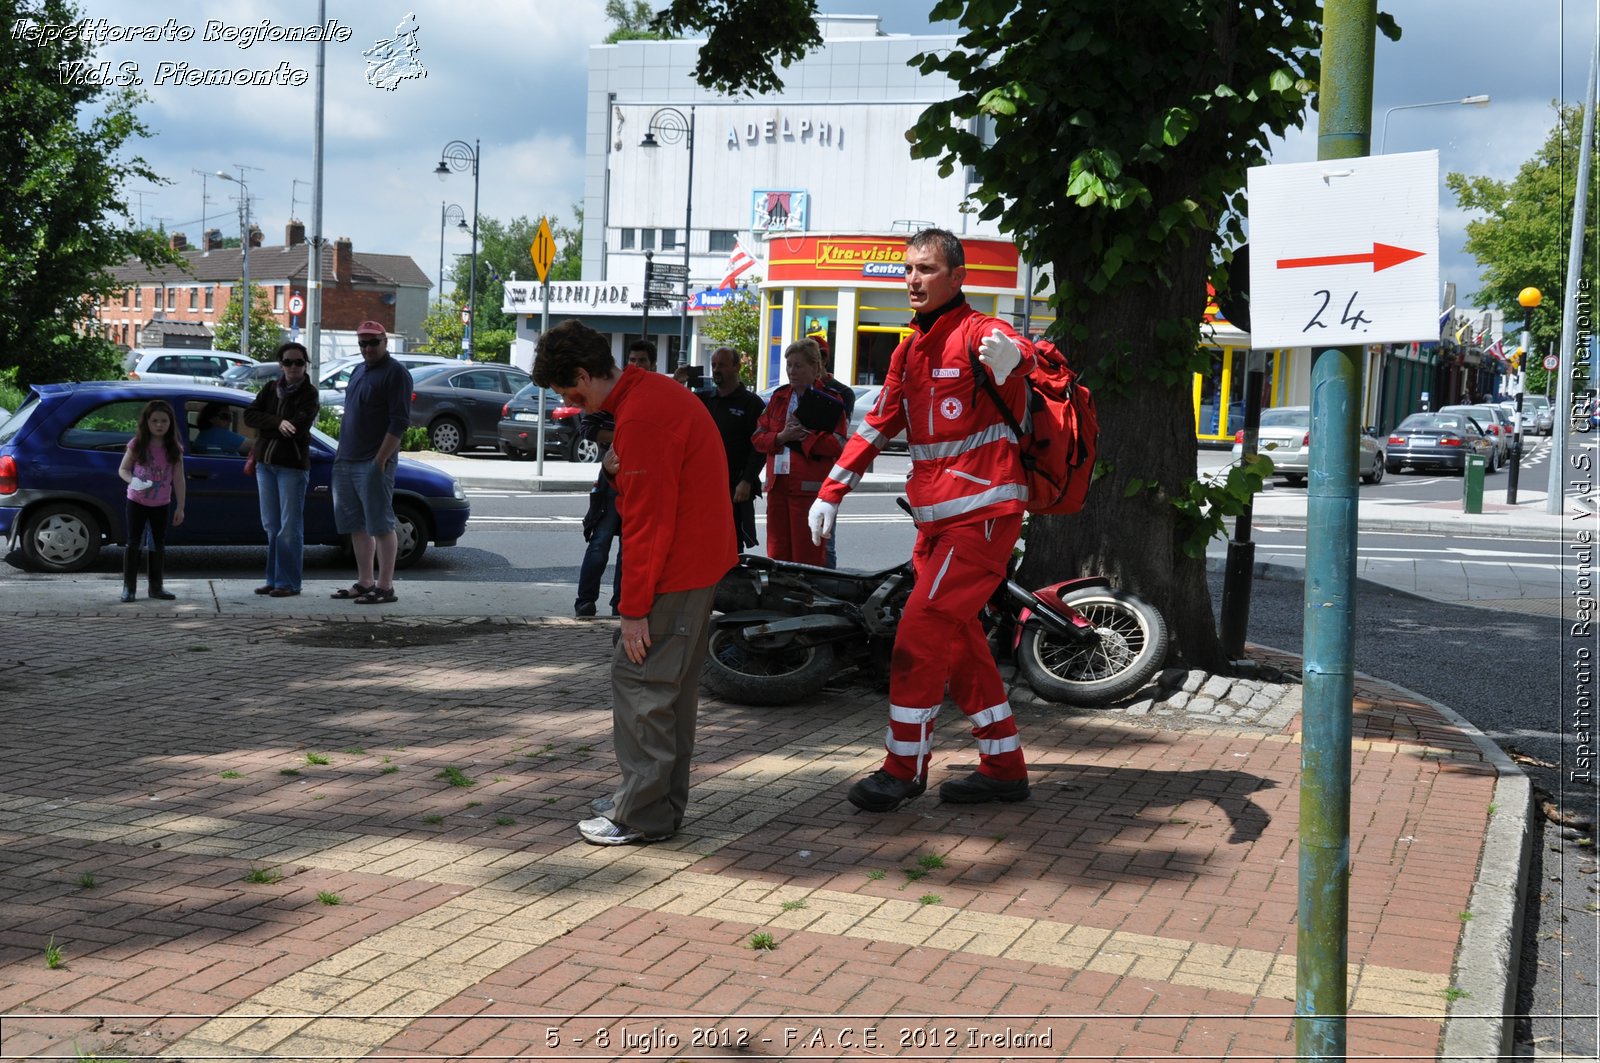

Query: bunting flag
left=718, top=238, right=756, bottom=289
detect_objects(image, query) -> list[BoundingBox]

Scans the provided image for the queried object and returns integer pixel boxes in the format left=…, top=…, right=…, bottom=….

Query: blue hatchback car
left=0, top=382, right=471, bottom=573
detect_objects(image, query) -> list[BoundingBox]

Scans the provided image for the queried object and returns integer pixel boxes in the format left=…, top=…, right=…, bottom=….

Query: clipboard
left=793, top=387, right=844, bottom=432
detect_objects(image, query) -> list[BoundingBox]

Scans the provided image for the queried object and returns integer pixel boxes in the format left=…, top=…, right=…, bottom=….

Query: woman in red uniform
left=752, top=338, right=848, bottom=564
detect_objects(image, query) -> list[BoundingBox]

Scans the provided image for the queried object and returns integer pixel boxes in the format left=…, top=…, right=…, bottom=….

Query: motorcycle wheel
left=1017, top=587, right=1168, bottom=706
left=700, top=626, right=836, bottom=707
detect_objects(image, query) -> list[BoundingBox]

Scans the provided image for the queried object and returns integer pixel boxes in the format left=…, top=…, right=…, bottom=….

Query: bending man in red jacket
left=808, top=228, right=1035, bottom=812
left=535, top=321, right=737, bottom=844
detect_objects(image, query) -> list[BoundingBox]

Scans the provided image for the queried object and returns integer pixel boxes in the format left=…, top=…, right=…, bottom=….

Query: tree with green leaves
left=1448, top=104, right=1595, bottom=396
left=1, top=0, right=183, bottom=385
left=436, top=209, right=585, bottom=361
left=605, top=0, right=665, bottom=43
left=655, top=0, right=1395, bottom=668
left=211, top=284, right=285, bottom=362
left=697, top=280, right=761, bottom=385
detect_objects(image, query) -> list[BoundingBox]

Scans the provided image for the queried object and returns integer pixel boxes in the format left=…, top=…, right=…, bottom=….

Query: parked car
left=407, top=362, right=533, bottom=454
left=849, top=384, right=908, bottom=451
left=497, top=384, right=595, bottom=462
left=219, top=360, right=285, bottom=392
left=0, top=381, right=469, bottom=573
left=1230, top=405, right=1386, bottom=485
left=318, top=354, right=459, bottom=406
left=1438, top=404, right=1510, bottom=470
left=1385, top=412, right=1496, bottom=474
left=1499, top=395, right=1553, bottom=437
left=125, top=349, right=252, bottom=386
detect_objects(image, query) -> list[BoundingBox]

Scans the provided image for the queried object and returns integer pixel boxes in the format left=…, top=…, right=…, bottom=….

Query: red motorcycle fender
left=1012, top=575, right=1112, bottom=650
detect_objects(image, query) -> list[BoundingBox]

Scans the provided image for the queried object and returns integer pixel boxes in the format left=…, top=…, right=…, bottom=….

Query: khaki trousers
left=610, top=584, right=717, bottom=837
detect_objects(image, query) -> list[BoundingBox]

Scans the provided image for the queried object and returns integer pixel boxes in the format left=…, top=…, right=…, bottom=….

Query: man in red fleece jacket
left=534, top=321, right=737, bottom=845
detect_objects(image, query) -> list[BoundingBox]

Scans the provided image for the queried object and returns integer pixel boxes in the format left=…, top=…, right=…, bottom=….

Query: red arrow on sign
left=1276, top=242, right=1426, bottom=273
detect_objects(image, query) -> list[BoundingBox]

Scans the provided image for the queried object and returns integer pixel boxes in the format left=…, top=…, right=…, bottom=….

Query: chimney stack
left=204, top=228, right=223, bottom=251
left=334, top=237, right=353, bottom=283
left=286, top=219, right=305, bottom=247
left=169, top=232, right=188, bottom=252
left=248, top=225, right=263, bottom=248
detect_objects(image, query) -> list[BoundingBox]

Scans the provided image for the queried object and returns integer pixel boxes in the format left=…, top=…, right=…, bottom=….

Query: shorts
left=332, top=457, right=398, bottom=535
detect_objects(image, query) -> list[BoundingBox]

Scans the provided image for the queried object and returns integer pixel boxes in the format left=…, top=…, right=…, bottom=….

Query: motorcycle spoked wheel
left=1016, top=587, right=1169, bottom=706
left=700, top=626, right=836, bottom=707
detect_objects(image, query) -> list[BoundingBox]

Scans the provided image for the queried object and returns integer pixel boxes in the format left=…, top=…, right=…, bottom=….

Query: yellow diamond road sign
left=530, top=216, right=556, bottom=283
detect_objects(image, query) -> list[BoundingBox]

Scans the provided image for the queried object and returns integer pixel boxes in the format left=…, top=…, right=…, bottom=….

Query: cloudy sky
left=43, top=0, right=1600, bottom=313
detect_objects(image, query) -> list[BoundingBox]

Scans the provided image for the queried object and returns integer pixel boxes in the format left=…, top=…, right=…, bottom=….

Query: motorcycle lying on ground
left=701, top=527, right=1169, bottom=708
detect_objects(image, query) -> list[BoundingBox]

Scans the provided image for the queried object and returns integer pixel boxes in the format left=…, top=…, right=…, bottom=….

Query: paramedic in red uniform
left=808, top=228, right=1035, bottom=812
left=752, top=338, right=848, bottom=566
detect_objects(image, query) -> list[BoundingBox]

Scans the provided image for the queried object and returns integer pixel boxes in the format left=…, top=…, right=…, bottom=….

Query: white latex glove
left=808, top=498, right=838, bottom=546
left=129, top=477, right=153, bottom=492
left=978, top=328, right=1022, bottom=386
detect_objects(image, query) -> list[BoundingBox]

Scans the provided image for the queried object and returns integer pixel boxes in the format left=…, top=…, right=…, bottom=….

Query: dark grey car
left=1385, top=412, right=1496, bottom=474
left=406, top=363, right=533, bottom=454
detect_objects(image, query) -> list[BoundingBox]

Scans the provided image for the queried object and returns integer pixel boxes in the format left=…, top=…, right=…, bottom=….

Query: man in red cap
left=329, top=321, right=412, bottom=605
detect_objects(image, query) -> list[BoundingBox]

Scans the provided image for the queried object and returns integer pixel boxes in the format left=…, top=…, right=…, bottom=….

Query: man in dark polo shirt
left=329, top=321, right=412, bottom=605
left=698, top=346, right=766, bottom=550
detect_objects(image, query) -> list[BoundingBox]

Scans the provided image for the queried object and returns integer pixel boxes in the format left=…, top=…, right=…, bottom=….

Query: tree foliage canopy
left=654, top=0, right=1400, bottom=667
left=1, top=0, right=183, bottom=385
left=606, top=0, right=667, bottom=43
left=1448, top=103, right=1594, bottom=393
left=211, top=284, right=285, bottom=362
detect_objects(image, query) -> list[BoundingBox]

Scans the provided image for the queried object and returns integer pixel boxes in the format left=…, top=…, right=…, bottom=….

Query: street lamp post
left=1507, top=286, right=1542, bottom=505
left=216, top=169, right=252, bottom=359
left=1378, top=94, right=1491, bottom=153
left=435, top=139, right=480, bottom=360
left=641, top=105, right=695, bottom=365
left=438, top=202, right=466, bottom=305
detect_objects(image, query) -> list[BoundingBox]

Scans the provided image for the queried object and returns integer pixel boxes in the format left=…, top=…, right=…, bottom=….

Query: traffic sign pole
left=531, top=217, right=557, bottom=477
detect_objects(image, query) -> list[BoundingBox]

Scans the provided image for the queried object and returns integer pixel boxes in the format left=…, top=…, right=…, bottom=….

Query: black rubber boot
left=847, top=770, right=926, bottom=812
left=938, top=771, right=1030, bottom=804
left=121, top=545, right=140, bottom=603
left=147, top=550, right=175, bottom=600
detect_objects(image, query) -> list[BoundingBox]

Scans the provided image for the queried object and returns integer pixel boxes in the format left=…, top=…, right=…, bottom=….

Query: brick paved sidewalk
left=0, top=614, right=1507, bottom=1061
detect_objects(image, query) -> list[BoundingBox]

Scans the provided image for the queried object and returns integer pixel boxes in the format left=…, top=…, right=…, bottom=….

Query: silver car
left=1230, top=405, right=1386, bottom=485
left=1499, top=396, right=1553, bottom=437
left=1439, top=405, right=1511, bottom=469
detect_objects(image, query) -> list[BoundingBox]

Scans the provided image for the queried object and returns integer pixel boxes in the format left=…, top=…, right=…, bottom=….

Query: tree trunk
left=1019, top=243, right=1226, bottom=672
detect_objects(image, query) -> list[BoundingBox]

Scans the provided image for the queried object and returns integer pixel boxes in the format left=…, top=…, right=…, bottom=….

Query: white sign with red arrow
left=1247, top=150, right=1439, bottom=349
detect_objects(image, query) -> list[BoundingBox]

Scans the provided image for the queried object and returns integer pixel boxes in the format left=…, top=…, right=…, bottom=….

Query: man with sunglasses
left=330, top=321, right=412, bottom=605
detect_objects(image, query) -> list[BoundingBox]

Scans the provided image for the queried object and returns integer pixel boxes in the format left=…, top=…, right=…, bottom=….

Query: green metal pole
left=1299, top=3, right=1373, bottom=1059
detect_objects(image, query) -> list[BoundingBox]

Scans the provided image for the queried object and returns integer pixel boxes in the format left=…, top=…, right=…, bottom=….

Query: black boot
left=120, top=545, right=140, bottom=603
left=147, top=550, right=175, bottom=600
left=847, top=770, right=926, bottom=812
left=938, top=771, right=1030, bottom=804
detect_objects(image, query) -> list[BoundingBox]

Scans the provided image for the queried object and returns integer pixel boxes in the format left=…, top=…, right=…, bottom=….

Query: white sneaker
left=577, top=815, right=671, bottom=846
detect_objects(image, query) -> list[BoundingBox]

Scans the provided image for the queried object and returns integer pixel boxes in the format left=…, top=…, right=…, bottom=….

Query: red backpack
left=969, top=338, right=1099, bottom=515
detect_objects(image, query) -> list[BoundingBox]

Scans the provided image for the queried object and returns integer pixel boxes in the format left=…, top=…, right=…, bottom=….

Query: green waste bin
left=1463, top=453, right=1486, bottom=513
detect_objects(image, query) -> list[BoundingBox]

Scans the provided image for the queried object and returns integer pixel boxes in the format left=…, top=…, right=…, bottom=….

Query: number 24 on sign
left=1303, top=289, right=1372, bottom=334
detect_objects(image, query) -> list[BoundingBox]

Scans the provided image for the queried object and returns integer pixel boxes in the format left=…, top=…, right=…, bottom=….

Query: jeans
left=577, top=489, right=622, bottom=612
left=257, top=464, right=310, bottom=592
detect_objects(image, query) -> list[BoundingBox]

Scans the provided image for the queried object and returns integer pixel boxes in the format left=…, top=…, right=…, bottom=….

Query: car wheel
left=499, top=442, right=532, bottom=461
left=1386, top=462, right=1403, bottom=474
left=572, top=437, right=601, bottom=464
left=1283, top=473, right=1305, bottom=486
left=394, top=501, right=429, bottom=568
left=20, top=503, right=102, bottom=573
left=429, top=418, right=465, bottom=455
left=1362, top=456, right=1384, bottom=484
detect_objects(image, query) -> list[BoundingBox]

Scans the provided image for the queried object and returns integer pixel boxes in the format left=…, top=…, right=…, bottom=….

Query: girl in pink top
left=117, top=400, right=186, bottom=602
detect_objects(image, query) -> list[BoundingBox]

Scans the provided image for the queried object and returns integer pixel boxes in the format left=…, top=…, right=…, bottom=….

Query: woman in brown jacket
left=242, top=341, right=322, bottom=596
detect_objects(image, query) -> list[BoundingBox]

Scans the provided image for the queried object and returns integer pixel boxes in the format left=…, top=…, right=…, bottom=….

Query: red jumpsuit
left=752, top=383, right=847, bottom=566
left=817, top=300, right=1034, bottom=783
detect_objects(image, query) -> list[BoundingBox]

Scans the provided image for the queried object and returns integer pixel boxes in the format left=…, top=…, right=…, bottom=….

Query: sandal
left=331, top=583, right=374, bottom=600
left=353, top=587, right=398, bottom=605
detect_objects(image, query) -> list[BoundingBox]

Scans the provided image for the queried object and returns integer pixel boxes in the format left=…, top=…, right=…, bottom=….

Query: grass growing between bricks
left=43, top=936, right=64, bottom=970
left=436, top=766, right=474, bottom=788
left=748, top=932, right=777, bottom=951
left=243, top=867, right=283, bottom=885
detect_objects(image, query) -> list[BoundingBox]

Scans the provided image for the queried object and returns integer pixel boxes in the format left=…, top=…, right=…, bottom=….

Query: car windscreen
left=0, top=393, right=42, bottom=445
left=1258, top=408, right=1308, bottom=427
left=1397, top=415, right=1470, bottom=433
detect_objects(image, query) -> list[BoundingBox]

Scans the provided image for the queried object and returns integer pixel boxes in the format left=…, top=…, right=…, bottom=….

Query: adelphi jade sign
left=764, top=234, right=1019, bottom=289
